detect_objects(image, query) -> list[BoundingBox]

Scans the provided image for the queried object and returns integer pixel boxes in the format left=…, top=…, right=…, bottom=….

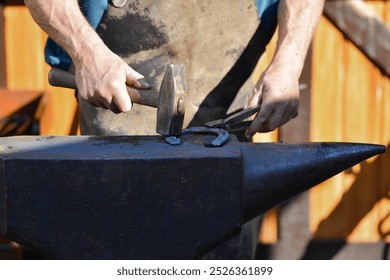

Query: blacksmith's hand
left=74, top=47, right=151, bottom=114
left=245, top=63, right=299, bottom=138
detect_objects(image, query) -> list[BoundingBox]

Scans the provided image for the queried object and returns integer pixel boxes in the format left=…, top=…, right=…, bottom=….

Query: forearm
left=247, top=0, right=324, bottom=134
left=24, top=0, right=148, bottom=113
left=272, top=0, right=325, bottom=76
left=24, top=0, right=107, bottom=67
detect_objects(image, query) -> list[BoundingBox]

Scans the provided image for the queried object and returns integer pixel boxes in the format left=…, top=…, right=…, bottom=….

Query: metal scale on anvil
left=0, top=63, right=386, bottom=259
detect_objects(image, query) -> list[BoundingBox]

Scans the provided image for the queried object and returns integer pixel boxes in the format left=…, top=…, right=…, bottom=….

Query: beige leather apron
left=77, top=0, right=267, bottom=259
left=78, top=0, right=262, bottom=135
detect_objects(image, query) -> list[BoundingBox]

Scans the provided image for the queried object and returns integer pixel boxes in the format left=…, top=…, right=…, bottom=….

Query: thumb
left=125, top=66, right=152, bottom=90
left=245, top=103, right=273, bottom=138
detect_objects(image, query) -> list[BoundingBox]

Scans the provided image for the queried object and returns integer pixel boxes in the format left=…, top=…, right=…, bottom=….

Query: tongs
left=205, top=105, right=260, bottom=133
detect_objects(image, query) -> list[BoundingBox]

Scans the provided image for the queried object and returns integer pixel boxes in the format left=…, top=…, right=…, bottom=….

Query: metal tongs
left=205, top=105, right=260, bottom=133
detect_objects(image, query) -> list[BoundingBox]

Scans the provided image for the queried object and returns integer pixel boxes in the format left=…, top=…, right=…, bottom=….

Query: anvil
left=0, top=134, right=385, bottom=259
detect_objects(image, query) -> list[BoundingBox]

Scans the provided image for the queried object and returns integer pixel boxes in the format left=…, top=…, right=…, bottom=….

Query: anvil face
left=0, top=135, right=385, bottom=259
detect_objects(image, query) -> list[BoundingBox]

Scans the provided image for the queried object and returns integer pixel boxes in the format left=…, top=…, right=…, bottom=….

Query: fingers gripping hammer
left=48, top=64, right=187, bottom=136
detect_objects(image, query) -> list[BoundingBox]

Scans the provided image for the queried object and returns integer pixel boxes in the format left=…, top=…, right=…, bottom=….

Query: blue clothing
left=257, top=0, right=279, bottom=17
left=44, top=0, right=108, bottom=70
left=45, top=0, right=278, bottom=70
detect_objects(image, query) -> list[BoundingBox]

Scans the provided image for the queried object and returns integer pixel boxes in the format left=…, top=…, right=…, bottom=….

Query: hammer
left=48, top=64, right=187, bottom=136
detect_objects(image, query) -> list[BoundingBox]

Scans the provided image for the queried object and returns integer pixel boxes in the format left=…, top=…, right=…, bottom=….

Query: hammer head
left=157, top=64, right=187, bottom=136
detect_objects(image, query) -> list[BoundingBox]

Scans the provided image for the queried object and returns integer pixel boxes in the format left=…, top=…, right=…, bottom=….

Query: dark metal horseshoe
left=165, top=127, right=230, bottom=147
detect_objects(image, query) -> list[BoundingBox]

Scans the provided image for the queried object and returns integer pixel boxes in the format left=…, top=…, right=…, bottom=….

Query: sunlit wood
left=3, top=6, right=78, bottom=135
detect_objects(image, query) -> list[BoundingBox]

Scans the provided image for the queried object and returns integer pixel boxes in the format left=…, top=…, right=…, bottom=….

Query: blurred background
left=0, top=0, right=389, bottom=259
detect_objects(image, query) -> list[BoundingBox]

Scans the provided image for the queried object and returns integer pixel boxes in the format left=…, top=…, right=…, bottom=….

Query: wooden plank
left=344, top=0, right=390, bottom=243
left=0, top=5, right=6, bottom=87
left=377, top=0, right=390, bottom=243
left=310, top=15, right=350, bottom=239
left=0, top=89, right=43, bottom=118
left=310, top=30, right=346, bottom=239
left=324, top=0, right=390, bottom=77
left=310, top=1, right=390, bottom=243
left=4, top=7, right=46, bottom=89
left=3, top=6, right=78, bottom=136
left=344, top=18, right=384, bottom=242
left=258, top=208, right=279, bottom=244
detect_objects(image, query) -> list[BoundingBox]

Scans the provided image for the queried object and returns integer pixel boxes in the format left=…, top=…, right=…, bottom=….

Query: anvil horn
left=241, top=142, right=386, bottom=223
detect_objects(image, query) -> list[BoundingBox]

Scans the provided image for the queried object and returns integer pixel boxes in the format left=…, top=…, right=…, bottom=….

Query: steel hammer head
left=156, top=64, right=187, bottom=136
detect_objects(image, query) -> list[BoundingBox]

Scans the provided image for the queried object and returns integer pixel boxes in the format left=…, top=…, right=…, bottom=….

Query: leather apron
left=77, top=0, right=270, bottom=259
left=78, top=0, right=262, bottom=135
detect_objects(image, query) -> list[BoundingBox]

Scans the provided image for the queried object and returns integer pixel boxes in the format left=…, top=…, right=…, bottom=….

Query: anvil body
left=0, top=134, right=385, bottom=259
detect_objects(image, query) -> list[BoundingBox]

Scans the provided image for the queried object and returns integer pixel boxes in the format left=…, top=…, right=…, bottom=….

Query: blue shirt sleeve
left=44, top=0, right=108, bottom=70
left=255, top=0, right=279, bottom=47
left=256, top=0, right=279, bottom=19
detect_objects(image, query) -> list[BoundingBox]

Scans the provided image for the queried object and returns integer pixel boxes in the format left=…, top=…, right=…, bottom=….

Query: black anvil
left=0, top=134, right=385, bottom=259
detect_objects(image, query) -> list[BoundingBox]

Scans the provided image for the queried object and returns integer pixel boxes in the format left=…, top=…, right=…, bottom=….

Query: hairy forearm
left=272, top=0, right=325, bottom=75
left=24, top=0, right=106, bottom=66
left=25, top=0, right=146, bottom=113
left=247, top=0, right=324, bottom=134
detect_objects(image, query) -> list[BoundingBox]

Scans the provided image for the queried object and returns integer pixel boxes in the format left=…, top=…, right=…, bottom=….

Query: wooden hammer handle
left=48, top=68, right=158, bottom=108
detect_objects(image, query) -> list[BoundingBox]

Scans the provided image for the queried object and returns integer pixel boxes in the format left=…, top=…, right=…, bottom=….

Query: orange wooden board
left=0, top=89, right=43, bottom=119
